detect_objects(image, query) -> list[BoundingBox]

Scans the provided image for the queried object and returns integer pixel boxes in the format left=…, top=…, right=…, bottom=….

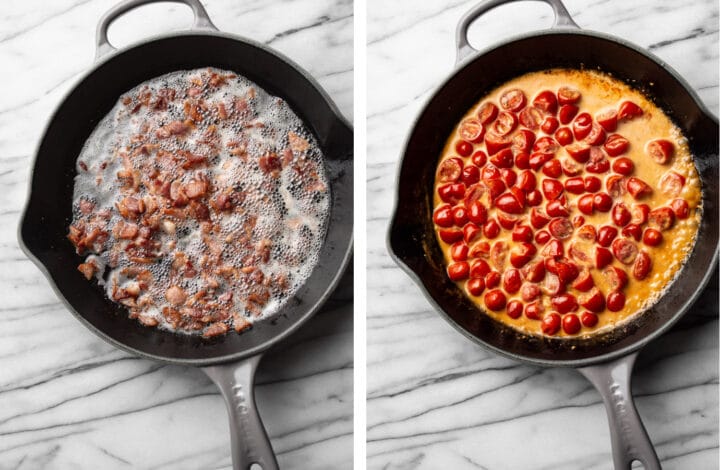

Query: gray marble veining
left=0, top=0, right=352, bottom=468
left=367, top=1, right=718, bottom=469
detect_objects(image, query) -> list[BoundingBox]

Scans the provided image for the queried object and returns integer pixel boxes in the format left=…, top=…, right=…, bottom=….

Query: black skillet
left=17, top=1, right=353, bottom=469
left=388, top=0, right=718, bottom=468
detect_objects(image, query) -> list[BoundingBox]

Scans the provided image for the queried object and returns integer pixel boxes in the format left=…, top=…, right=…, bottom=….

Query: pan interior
left=20, top=34, right=353, bottom=364
left=389, top=32, right=718, bottom=365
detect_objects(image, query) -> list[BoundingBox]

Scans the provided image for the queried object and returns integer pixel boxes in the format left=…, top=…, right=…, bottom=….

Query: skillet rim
left=387, top=27, right=719, bottom=368
left=18, top=28, right=354, bottom=367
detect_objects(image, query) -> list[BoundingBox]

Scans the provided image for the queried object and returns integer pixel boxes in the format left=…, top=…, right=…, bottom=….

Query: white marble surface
left=0, top=0, right=352, bottom=468
left=367, top=1, right=718, bottom=469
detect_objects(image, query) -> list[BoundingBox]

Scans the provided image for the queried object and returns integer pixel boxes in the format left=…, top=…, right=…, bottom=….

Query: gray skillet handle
left=578, top=352, right=661, bottom=470
left=96, top=0, right=217, bottom=59
left=203, top=355, right=279, bottom=470
left=456, top=0, right=580, bottom=63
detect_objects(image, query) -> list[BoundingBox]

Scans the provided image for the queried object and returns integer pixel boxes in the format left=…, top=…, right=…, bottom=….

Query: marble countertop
left=0, top=0, right=352, bottom=468
left=367, top=1, right=718, bottom=469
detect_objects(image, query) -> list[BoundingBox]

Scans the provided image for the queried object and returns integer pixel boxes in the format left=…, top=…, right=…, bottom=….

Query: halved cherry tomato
left=621, top=224, right=642, bottom=242
left=577, top=194, right=595, bottom=215
left=572, top=270, right=594, bottom=291
left=631, top=204, right=650, bottom=224
left=437, top=157, right=463, bottom=183
left=483, top=218, right=501, bottom=238
left=542, top=159, right=563, bottom=178
left=452, top=206, right=469, bottom=226
left=611, top=203, right=631, bottom=227
left=461, top=165, right=480, bottom=185
left=530, top=207, right=551, bottom=229
left=626, top=177, right=652, bottom=199
left=547, top=200, right=569, bottom=217
left=535, top=230, right=551, bottom=245
left=633, top=251, right=652, bottom=280
left=549, top=217, right=573, bottom=239
left=519, top=106, right=545, bottom=130
left=562, top=314, right=581, bottom=334
left=542, top=178, right=564, bottom=200
left=645, top=139, right=674, bottom=164
left=572, top=112, right=593, bottom=140
left=522, top=259, right=546, bottom=283
left=495, top=192, right=524, bottom=214
left=597, top=225, right=618, bottom=247
left=596, top=109, right=618, bottom=132
left=648, top=207, right=675, bottom=231
left=433, top=204, right=454, bottom=227
left=606, top=290, right=626, bottom=311
left=439, top=228, right=463, bottom=244
left=500, top=89, right=526, bottom=111
left=510, top=242, right=537, bottom=268
left=581, top=311, right=599, bottom=327
left=612, top=238, right=638, bottom=265
left=541, top=116, right=559, bottom=134
left=512, top=224, right=534, bottom=243
left=526, top=301, right=544, bottom=320
left=643, top=228, right=663, bottom=246
left=541, top=313, right=561, bottom=335
left=451, top=242, right=469, bottom=261
left=552, top=293, right=578, bottom=314
left=469, top=241, right=490, bottom=259
left=470, top=259, right=491, bottom=278
left=526, top=190, right=543, bottom=206
left=484, top=289, right=507, bottom=311
left=670, top=198, right=690, bottom=219
left=578, top=288, right=605, bottom=312
left=467, top=200, right=488, bottom=224
left=455, top=140, right=473, bottom=157
left=593, top=192, right=613, bottom=212
left=467, top=277, right=486, bottom=296
left=659, top=171, right=686, bottom=197
left=512, top=129, right=536, bottom=153
left=515, top=170, right=537, bottom=192
left=521, top=282, right=541, bottom=301
left=503, top=269, right=522, bottom=293
left=555, top=127, right=573, bottom=145
left=558, top=104, right=579, bottom=124
left=534, top=90, right=558, bottom=114
left=533, top=136, right=560, bottom=154
left=606, top=175, right=627, bottom=198
left=603, top=266, right=628, bottom=290
left=595, top=247, right=613, bottom=269
left=447, top=261, right=469, bottom=281
left=492, top=111, right=518, bottom=136
left=584, top=123, right=606, bottom=146
left=477, top=102, right=499, bottom=124
left=618, top=101, right=643, bottom=120
left=529, top=152, right=554, bottom=170
left=564, top=177, right=585, bottom=194
left=515, top=152, right=530, bottom=170
left=472, top=150, right=487, bottom=167
left=612, top=157, right=633, bottom=175
left=577, top=224, right=597, bottom=241
left=459, top=118, right=486, bottom=143
left=566, top=142, right=590, bottom=163
left=504, top=170, right=519, bottom=188
left=584, top=176, right=602, bottom=193
left=485, top=132, right=513, bottom=155
left=558, top=86, right=581, bottom=105
left=604, top=134, right=629, bottom=157
left=490, top=148, right=515, bottom=168
left=506, top=300, right=524, bottom=319
left=485, top=271, right=501, bottom=289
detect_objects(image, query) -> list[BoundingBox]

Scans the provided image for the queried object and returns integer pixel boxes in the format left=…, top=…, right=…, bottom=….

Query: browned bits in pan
left=68, top=68, right=330, bottom=337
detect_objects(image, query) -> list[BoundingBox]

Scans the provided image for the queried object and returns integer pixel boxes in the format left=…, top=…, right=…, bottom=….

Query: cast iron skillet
left=17, top=1, right=353, bottom=469
left=388, top=0, right=718, bottom=468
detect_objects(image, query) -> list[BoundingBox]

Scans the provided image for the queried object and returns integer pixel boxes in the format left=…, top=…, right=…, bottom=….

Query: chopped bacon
left=288, top=132, right=309, bottom=153
left=156, top=120, right=190, bottom=139
left=77, top=262, right=97, bottom=280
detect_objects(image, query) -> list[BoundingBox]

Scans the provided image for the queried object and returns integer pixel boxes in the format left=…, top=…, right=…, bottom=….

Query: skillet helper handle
left=203, top=355, right=279, bottom=470
left=456, top=0, right=579, bottom=63
left=578, top=352, right=661, bottom=470
left=95, top=0, right=218, bottom=59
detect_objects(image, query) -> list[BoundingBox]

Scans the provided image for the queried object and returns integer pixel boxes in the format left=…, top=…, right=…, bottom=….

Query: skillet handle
left=202, top=355, right=279, bottom=470
left=456, top=0, right=580, bottom=63
left=578, top=352, right=661, bottom=470
left=95, top=0, right=218, bottom=60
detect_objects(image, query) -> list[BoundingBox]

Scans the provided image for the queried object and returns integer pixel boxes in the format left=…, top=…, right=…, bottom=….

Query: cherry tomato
left=572, top=112, right=593, bottom=140
left=455, top=140, right=473, bottom=157
left=526, top=189, right=543, bottom=206
left=612, top=157, right=634, bottom=175
left=531, top=207, right=551, bottom=229
left=597, top=225, right=618, bottom=247
left=621, top=224, right=642, bottom=241
left=611, top=203, right=631, bottom=227
left=542, top=159, right=563, bottom=178
left=451, top=242, right=469, bottom=261
left=603, top=266, right=628, bottom=290
left=526, top=301, right=544, bottom=320
left=549, top=217, right=573, bottom=239
left=612, top=238, right=639, bottom=265
left=606, top=175, right=627, bottom=198
left=512, top=129, right=536, bottom=153
left=596, top=109, right=618, bottom=132
left=555, top=127, right=573, bottom=145
left=500, top=89, right=527, bottom=112
left=447, top=261, right=469, bottom=281
left=552, top=293, right=578, bottom=314
left=558, top=86, right=581, bottom=105
left=558, top=104, right=579, bottom=124
left=577, top=194, right=595, bottom=215
left=581, top=311, right=599, bottom=327
left=542, top=178, right=564, bottom=200
left=533, top=90, right=558, bottom=114
left=572, top=270, right=594, bottom=291
left=483, top=218, right=501, bottom=238
left=618, top=101, right=643, bottom=120
left=606, top=291, right=626, bottom=312
left=670, top=198, right=690, bottom=219
left=433, top=204, right=453, bottom=227
left=633, top=251, right=652, bottom=280
left=452, top=206, right=469, bottom=226
left=490, top=148, right=514, bottom=168
left=659, top=171, right=686, bottom=197
left=541, top=116, right=559, bottom=134
left=566, top=142, right=590, bottom=163
left=584, top=176, right=602, bottom=193
left=468, top=200, right=488, bottom=224
left=485, top=132, right=513, bottom=156
left=502, top=269, right=522, bottom=293
left=470, top=259, right=491, bottom=278
left=562, top=314, right=581, bottom=334
left=645, top=139, right=674, bottom=164
left=458, top=118, right=486, bottom=143
left=535, top=230, right=551, bottom=245
left=648, top=207, right=675, bottom=231
left=510, top=242, right=537, bottom=268
left=512, top=224, right=534, bottom=243
left=631, top=204, right=650, bottom=224
left=593, top=193, right=613, bottom=212
left=484, top=289, right=507, bottom=311
left=472, top=150, right=487, bottom=167
left=579, top=288, right=605, bottom=313
left=515, top=170, right=537, bottom=192
left=485, top=271, right=501, bottom=289
left=467, top=277, right=486, bottom=296
left=522, top=260, right=546, bottom=283
left=439, top=228, right=463, bottom=244
left=583, top=123, right=606, bottom=146
left=595, top=246, right=613, bottom=269
left=477, top=102, right=499, bottom=125
left=541, top=313, right=561, bottom=335
left=495, top=193, right=524, bottom=214
left=437, top=157, right=463, bottom=183
left=604, top=134, right=630, bottom=157
left=564, top=177, right=585, bottom=194
left=506, top=300, right=524, bottom=319
left=519, top=106, right=545, bottom=130
left=643, top=228, right=663, bottom=246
